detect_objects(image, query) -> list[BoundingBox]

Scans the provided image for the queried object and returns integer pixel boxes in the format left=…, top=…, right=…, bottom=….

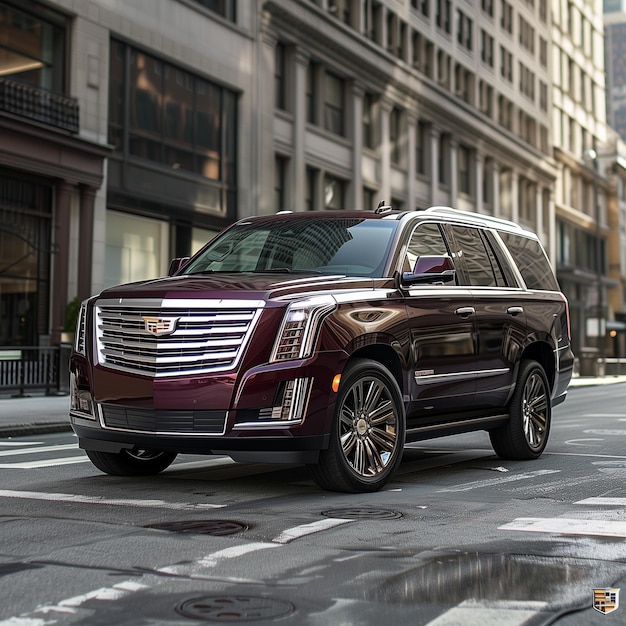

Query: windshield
left=182, top=218, right=398, bottom=278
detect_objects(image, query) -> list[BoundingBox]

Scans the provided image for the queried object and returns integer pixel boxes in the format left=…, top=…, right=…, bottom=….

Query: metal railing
left=0, top=346, right=71, bottom=396
left=0, top=77, right=79, bottom=133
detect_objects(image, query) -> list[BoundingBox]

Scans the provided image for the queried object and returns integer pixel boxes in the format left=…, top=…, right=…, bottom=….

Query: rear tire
left=308, top=359, right=405, bottom=493
left=86, top=448, right=177, bottom=476
left=490, top=359, right=551, bottom=460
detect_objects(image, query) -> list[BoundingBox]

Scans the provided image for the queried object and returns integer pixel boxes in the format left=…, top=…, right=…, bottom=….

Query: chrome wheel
left=521, top=371, right=548, bottom=451
left=308, top=359, right=405, bottom=493
left=489, top=359, right=551, bottom=460
left=339, top=376, right=399, bottom=478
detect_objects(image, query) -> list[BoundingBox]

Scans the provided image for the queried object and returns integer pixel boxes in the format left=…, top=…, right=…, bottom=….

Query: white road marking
left=0, top=441, right=44, bottom=447
left=0, top=443, right=78, bottom=457
left=0, top=457, right=90, bottom=469
left=425, top=600, right=548, bottom=626
left=436, top=469, right=560, bottom=492
left=499, top=517, right=626, bottom=537
left=272, top=518, right=353, bottom=544
left=584, top=429, right=626, bottom=436
left=0, top=489, right=225, bottom=510
left=575, top=497, right=626, bottom=506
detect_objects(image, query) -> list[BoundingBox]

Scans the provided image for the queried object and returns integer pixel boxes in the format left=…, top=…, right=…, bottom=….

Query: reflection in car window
left=182, top=218, right=399, bottom=277
left=405, top=222, right=449, bottom=273
left=448, top=226, right=497, bottom=287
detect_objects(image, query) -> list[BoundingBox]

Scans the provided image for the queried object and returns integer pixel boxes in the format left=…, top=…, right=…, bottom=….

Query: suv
left=70, top=206, right=574, bottom=492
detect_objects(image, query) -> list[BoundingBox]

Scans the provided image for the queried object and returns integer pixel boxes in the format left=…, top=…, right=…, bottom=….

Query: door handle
left=507, top=306, right=524, bottom=316
left=454, top=306, right=475, bottom=318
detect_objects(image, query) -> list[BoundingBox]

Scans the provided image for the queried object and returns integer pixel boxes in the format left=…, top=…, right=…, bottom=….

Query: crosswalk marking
left=425, top=601, right=548, bottom=626
left=499, top=517, right=626, bottom=537
left=436, top=469, right=560, bottom=492
left=0, top=443, right=78, bottom=457
left=0, top=456, right=90, bottom=468
left=575, top=497, right=626, bottom=506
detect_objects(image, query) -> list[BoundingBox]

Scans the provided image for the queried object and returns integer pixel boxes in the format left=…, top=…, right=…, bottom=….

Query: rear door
left=443, top=225, right=526, bottom=409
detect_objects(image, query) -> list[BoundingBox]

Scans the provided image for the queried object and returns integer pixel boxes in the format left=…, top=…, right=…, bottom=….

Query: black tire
left=86, top=448, right=177, bottom=476
left=490, top=359, right=551, bottom=460
left=308, top=359, right=405, bottom=493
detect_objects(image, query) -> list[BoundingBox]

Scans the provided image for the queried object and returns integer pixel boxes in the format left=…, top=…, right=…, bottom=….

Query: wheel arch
left=519, top=341, right=555, bottom=390
left=347, top=343, right=404, bottom=395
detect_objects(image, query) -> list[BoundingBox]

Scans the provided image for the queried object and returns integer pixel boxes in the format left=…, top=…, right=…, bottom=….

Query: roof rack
left=423, top=206, right=524, bottom=231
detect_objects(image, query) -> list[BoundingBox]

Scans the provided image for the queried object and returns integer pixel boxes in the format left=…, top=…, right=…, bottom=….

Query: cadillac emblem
left=142, top=316, right=179, bottom=337
left=593, top=588, right=620, bottom=614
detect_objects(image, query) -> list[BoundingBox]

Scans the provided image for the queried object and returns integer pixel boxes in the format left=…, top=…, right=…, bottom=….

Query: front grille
left=100, top=404, right=227, bottom=434
left=96, top=298, right=265, bottom=377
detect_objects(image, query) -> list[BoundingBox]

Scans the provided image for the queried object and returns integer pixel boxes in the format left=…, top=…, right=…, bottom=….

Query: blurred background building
left=0, top=0, right=625, bottom=374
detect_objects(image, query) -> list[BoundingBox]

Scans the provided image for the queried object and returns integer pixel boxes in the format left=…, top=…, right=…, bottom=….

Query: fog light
left=271, top=378, right=312, bottom=422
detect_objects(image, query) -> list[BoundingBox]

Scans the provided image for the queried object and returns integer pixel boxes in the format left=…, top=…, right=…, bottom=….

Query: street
left=0, top=383, right=625, bottom=625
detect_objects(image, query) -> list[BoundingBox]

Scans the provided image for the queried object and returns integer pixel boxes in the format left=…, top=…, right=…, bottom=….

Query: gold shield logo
left=142, top=316, right=179, bottom=337
left=593, top=588, right=620, bottom=614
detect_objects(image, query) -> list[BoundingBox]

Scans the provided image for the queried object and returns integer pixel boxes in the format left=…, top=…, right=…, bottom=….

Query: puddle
left=373, top=552, right=593, bottom=605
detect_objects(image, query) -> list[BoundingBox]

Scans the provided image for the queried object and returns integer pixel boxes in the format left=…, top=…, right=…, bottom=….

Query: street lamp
left=584, top=148, right=605, bottom=362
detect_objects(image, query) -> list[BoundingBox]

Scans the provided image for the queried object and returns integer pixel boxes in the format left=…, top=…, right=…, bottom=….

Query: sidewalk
left=1, top=375, right=625, bottom=438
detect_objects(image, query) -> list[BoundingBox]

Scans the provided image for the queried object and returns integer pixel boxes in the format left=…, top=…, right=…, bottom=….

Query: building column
left=350, top=83, right=364, bottom=209
left=429, top=127, right=440, bottom=205
left=535, top=184, right=544, bottom=242
left=378, top=99, right=392, bottom=204
left=293, top=47, right=309, bottom=212
left=491, top=161, right=501, bottom=217
left=51, top=181, right=73, bottom=345
left=475, top=151, right=484, bottom=214
left=77, top=185, right=97, bottom=301
left=449, top=137, right=458, bottom=205
left=406, top=112, right=417, bottom=210
left=511, top=170, right=519, bottom=224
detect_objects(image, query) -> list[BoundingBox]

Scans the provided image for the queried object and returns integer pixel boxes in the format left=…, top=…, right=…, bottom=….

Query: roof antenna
left=375, top=200, right=392, bottom=214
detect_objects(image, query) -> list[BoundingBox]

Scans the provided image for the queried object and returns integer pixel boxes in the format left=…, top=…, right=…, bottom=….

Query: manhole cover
left=321, top=508, right=402, bottom=520
left=176, top=595, right=295, bottom=622
left=146, top=520, right=248, bottom=536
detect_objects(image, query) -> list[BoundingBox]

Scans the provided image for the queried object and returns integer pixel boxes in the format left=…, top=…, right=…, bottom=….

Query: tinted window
left=498, top=232, right=559, bottom=290
left=405, top=222, right=449, bottom=273
left=447, top=226, right=497, bottom=287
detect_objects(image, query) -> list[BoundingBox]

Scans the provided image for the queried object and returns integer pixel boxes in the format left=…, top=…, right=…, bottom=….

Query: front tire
left=309, top=359, right=405, bottom=493
left=490, top=359, right=551, bottom=460
left=86, top=448, right=177, bottom=476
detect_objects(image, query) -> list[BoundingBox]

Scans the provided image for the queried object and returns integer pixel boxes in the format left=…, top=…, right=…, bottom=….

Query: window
left=275, top=43, right=287, bottom=111
left=436, top=0, right=451, bottom=33
left=416, top=120, right=429, bottom=175
left=363, top=93, right=375, bottom=149
left=501, top=0, right=513, bottom=34
left=458, top=145, right=472, bottom=195
left=438, top=133, right=450, bottom=185
left=481, top=30, right=494, bottom=66
left=390, top=107, right=401, bottom=165
left=448, top=226, right=498, bottom=287
left=324, top=174, right=345, bottom=209
left=457, top=11, right=473, bottom=50
left=306, top=61, right=317, bottom=124
left=500, top=46, right=513, bottom=82
left=190, top=0, right=235, bottom=22
left=482, top=0, right=494, bottom=17
left=363, top=186, right=377, bottom=211
left=498, top=232, right=560, bottom=290
left=324, top=72, right=344, bottom=136
left=405, top=223, right=449, bottom=273
left=306, top=167, right=318, bottom=211
left=108, top=41, right=237, bottom=203
left=275, top=155, right=288, bottom=211
left=0, top=3, right=67, bottom=93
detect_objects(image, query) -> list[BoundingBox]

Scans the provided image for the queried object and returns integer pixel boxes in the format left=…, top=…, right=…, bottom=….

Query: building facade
left=0, top=0, right=619, bottom=365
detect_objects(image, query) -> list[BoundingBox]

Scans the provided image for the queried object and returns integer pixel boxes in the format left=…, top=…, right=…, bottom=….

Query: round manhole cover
left=146, top=520, right=248, bottom=536
left=176, top=595, right=295, bottom=622
left=321, top=508, right=402, bottom=520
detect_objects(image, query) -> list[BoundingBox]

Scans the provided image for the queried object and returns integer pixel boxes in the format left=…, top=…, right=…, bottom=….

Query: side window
left=447, top=226, right=498, bottom=287
left=404, top=222, right=450, bottom=273
left=483, top=230, right=519, bottom=287
left=498, top=232, right=559, bottom=290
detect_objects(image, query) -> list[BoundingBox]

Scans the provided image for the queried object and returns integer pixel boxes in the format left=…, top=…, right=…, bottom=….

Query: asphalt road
left=0, top=384, right=625, bottom=625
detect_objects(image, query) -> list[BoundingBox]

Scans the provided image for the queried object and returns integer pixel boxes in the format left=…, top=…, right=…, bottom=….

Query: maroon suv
left=69, top=206, right=574, bottom=492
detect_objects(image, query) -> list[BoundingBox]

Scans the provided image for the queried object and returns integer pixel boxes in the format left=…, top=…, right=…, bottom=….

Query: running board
left=406, top=414, right=508, bottom=440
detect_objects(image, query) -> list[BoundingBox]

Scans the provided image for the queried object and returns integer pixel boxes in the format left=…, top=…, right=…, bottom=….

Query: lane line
left=272, top=518, right=353, bottom=544
left=425, top=601, right=548, bottom=626
left=0, top=489, right=225, bottom=510
left=575, top=497, right=626, bottom=506
left=0, top=457, right=90, bottom=469
left=0, top=443, right=78, bottom=457
left=499, top=517, right=626, bottom=537
left=436, top=469, right=560, bottom=493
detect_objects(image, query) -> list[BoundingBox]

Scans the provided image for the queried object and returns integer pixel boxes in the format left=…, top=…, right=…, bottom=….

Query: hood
left=96, top=272, right=382, bottom=303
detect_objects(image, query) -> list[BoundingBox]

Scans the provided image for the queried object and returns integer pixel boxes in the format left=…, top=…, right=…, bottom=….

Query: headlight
left=270, top=296, right=336, bottom=362
left=74, top=301, right=87, bottom=355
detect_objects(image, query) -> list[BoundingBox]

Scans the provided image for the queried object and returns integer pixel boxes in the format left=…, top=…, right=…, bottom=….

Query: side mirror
left=168, top=257, right=190, bottom=276
left=401, top=255, right=456, bottom=286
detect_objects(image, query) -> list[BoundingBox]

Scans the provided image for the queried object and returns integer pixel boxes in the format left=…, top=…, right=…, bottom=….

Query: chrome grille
left=96, top=298, right=265, bottom=377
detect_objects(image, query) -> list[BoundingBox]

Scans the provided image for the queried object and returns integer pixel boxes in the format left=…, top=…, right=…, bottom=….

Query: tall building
left=0, top=0, right=610, bottom=366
